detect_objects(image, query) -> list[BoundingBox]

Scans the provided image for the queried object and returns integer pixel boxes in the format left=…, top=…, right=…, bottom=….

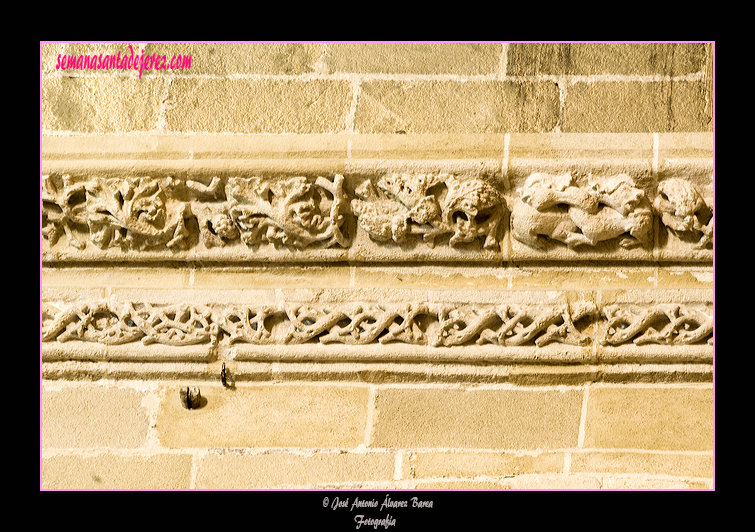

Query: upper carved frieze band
left=42, top=172, right=712, bottom=261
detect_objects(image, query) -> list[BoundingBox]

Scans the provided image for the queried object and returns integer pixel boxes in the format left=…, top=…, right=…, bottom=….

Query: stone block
left=570, top=451, right=712, bottom=478
left=156, top=384, right=369, bottom=449
left=370, top=387, right=583, bottom=449
left=42, top=384, right=150, bottom=449
left=42, top=453, right=192, bottom=489
left=326, top=43, right=502, bottom=75
left=196, top=451, right=395, bottom=488
left=144, top=42, right=322, bottom=75
left=583, top=386, right=713, bottom=451
left=164, top=79, right=352, bottom=133
left=354, top=80, right=559, bottom=134
left=42, top=76, right=164, bottom=133
left=507, top=43, right=708, bottom=76
left=42, top=42, right=63, bottom=74
left=411, top=451, right=564, bottom=478
left=563, top=81, right=711, bottom=132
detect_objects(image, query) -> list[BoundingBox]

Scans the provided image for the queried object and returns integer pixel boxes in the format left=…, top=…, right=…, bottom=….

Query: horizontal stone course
left=43, top=76, right=164, bottom=133
left=570, top=451, right=712, bottom=478
left=326, top=43, right=502, bottom=75
left=411, top=451, right=564, bottom=478
left=354, top=80, right=560, bottom=134
left=42, top=385, right=150, bottom=449
left=583, top=386, right=713, bottom=451
left=370, top=387, right=583, bottom=450
left=164, top=79, right=352, bottom=133
left=156, top=384, right=370, bottom=449
left=507, top=43, right=708, bottom=76
left=196, top=451, right=395, bottom=488
left=42, top=453, right=192, bottom=489
left=563, top=81, right=711, bottom=132
left=145, top=42, right=322, bottom=75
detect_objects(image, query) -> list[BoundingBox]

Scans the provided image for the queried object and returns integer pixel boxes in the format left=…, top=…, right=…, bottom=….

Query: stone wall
left=41, top=42, right=714, bottom=491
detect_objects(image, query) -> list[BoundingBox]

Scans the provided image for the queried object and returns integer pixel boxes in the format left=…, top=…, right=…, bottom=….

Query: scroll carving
left=434, top=301, right=598, bottom=347
left=42, top=300, right=712, bottom=348
left=42, top=174, right=349, bottom=252
left=351, top=174, right=506, bottom=249
left=601, top=304, right=713, bottom=346
left=224, top=175, right=348, bottom=249
left=511, top=173, right=653, bottom=250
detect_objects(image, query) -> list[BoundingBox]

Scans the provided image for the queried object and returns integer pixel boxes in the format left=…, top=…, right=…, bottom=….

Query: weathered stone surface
left=156, top=384, right=369, bottom=448
left=411, top=451, right=564, bottom=478
left=563, top=81, right=711, bottom=132
left=326, top=43, right=502, bottom=75
left=42, top=384, right=149, bottom=449
left=511, top=172, right=654, bottom=252
left=571, top=451, right=712, bottom=478
left=354, top=80, right=559, bottom=134
left=145, top=42, right=322, bottom=75
left=164, top=79, right=352, bottom=133
left=42, top=453, right=192, bottom=489
left=42, top=42, right=63, bottom=74
left=507, top=43, right=708, bottom=76
left=43, top=76, right=164, bottom=133
left=370, top=387, right=583, bottom=449
left=583, top=386, right=713, bottom=451
left=196, top=451, right=395, bottom=488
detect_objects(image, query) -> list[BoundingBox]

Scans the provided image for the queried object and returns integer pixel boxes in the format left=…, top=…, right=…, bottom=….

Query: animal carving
left=351, top=173, right=506, bottom=249
left=511, top=173, right=653, bottom=250
left=654, top=179, right=713, bottom=249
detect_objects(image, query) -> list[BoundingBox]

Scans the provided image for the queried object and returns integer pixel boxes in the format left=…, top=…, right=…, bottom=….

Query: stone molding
left=42, top=297, right=712, bottom=357
left=42, top=133, right=713, bottom=263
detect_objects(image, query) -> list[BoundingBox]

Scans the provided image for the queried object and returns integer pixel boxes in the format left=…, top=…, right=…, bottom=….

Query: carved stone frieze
left=42, top=300, right=712, bottom=349
left=601, top=304, right=713, bottom=346
left=42, top=171, right=712, bottom=260
left=43, top=173, right=350, bottom=253
left=511, top=173, right=654, bottom=251
left=351, top=173, right=506, bottom=250
left=654, top=178, right=713, bottom=250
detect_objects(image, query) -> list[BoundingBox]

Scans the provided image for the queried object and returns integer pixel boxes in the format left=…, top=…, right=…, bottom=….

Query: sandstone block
left=563, top=81, right=711, bottom=132
left=570, top=451, right=712, bottom=478
left=42, top=453, right=192, bottom=489
left=42, top=43, right=63, bottom=74
left=326, top=43, right=501, bottom=75
left=370, top=387, right=583, bottom=449
left=43, top=76, right=164, bottom=133
left=164, top=79, right=352, bottom=133
left=354, top=80, right=559, bottom=134
left=411, top=451, right=564, bottom=478
left=156, top=384, right=369, bottom=449
left=42, top=384, right=149, bottom=449
left=196, top=451, right=395, bottom=488
left=507, top=43, right=708, bottom=76
left=144, top=42, right=321, bottom=75
left=583, top=386, right=713, bottom=451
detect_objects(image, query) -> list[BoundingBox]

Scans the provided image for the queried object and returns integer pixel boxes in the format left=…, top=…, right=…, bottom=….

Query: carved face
left=657, top=179, right=705, bottom=217
left=211, top=213, right=238, bottom=239
left=133, top=194, right=166, bottom=227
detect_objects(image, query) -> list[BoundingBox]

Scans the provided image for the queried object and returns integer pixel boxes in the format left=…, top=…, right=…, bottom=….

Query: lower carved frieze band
left=42, top=299, right=713, bottom=351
